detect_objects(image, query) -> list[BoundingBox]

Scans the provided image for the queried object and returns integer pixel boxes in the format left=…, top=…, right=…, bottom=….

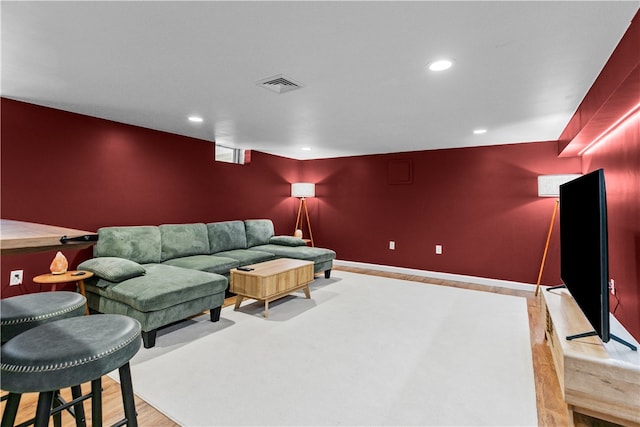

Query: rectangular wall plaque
left=388, top=159, right=413, bottom=185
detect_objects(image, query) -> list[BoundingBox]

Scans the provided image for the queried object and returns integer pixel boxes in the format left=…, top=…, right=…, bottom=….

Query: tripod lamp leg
left=535, top=200, right=559, bottom=296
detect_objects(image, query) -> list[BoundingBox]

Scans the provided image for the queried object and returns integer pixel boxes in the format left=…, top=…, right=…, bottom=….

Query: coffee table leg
left=303, top=285, right=311, bottom=299
left=234, top=295, right=244, bottom=310
left=264, top=300, right=269, bottom=318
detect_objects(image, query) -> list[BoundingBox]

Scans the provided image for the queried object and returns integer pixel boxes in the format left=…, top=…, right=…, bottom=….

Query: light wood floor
left=1, top=266, right=615, bottom=426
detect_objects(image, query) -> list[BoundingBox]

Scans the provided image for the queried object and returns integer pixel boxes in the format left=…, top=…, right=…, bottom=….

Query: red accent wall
left=1, top=98, right=581, bottom=297
left=300, top=143, right=580, bottom=284
left=1, top=98, right=300, bottom=296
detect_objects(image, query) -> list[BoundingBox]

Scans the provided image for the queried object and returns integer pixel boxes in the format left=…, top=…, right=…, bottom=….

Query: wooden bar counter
left=0, top=219, right=97, bottom=255
left=541, top=287, right=640, bottom=426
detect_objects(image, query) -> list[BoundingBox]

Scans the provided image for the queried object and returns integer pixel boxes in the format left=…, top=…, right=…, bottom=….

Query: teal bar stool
left=1, top=292, right=88, bottom=426
left=1, top=291, right=87, bottom=343
left=1, top=314, right=142, bottom=427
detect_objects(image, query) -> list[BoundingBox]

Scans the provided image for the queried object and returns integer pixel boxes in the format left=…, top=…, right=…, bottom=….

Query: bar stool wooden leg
left=91, top=379, right=102, bottom=427
left=70, top=385, right=87, bottom=427
left=0, top=393, right=21, bottom=427
left=53, top=390, right=63, bottom=427
left=34, top=391, right=54, bottom=427
left=119, top=363, right=138, bottom=427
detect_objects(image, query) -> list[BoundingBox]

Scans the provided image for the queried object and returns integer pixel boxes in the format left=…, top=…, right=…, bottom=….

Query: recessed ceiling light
left=473, top=129, right=487, bottom=134
left=301, top=147, right=312, bottom=151
left=188, top=116, right=203, bottom=123
left=428, top=59, right=453, bottom=71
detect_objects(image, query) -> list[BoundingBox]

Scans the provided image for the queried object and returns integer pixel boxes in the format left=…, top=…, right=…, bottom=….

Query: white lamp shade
left=537, top=174, right=581, bottom=197
left=291, top=182, right=315, bottom=198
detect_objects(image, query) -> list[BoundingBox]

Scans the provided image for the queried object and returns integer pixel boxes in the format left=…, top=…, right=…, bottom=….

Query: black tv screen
left=559, top=168, right=610, bottom=342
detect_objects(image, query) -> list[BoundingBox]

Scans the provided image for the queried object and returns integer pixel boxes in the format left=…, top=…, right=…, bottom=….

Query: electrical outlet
left=610, top=279, right=615, bottom=295
left=9, top=270, right=23, bottom=286
left=435, top=245, right=443, bottom=255
left=389, top=241, right=395, bottom=250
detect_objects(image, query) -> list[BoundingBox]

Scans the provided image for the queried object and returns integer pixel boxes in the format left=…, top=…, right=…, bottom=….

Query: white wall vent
left=256, top=74, right=304, bottom=94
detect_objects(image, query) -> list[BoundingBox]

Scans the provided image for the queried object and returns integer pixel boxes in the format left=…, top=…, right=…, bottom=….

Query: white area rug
left=111, top=271, right=537, bottom=426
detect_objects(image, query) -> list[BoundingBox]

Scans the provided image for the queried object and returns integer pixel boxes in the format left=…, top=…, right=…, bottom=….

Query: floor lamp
left=535, top=174, right=581, bottom=296
left=292, top=182, right=315, bottom=247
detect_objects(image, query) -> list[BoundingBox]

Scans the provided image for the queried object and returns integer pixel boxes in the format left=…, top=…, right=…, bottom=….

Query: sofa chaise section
left=244, top=219, right=336, bottom=278
left=81, top=224, right=228, bottom=348
left=248, top=244, right=335, bottom=278
left=83, top=263, right=226, bottom=348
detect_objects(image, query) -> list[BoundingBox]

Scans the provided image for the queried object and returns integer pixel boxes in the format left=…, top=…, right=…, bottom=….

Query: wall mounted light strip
left=578, top=102, right=640, bottom=156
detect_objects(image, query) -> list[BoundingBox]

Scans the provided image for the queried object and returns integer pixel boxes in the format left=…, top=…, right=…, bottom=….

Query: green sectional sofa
left=79, top=219, right=335, bottom=348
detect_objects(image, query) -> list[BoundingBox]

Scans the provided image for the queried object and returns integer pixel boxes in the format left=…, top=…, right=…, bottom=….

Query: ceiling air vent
left=256, top=74, right=304, bottom=94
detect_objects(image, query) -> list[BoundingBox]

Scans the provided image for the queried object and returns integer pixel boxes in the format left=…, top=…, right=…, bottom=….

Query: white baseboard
left=333, top=259, right=537, bottom=293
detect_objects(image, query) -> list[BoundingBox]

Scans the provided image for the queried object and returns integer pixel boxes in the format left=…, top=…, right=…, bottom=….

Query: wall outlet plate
left=435, top=245, right=443, bottom=255
left=10, top=270, right=23, bottom=286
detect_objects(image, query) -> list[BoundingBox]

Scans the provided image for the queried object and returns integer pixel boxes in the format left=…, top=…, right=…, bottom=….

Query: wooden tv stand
left=541, top=288, right=640, bottom=426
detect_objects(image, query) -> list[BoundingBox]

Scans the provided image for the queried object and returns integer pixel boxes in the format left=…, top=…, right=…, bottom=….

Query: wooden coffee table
left=230, top=258, right=314, bottom=318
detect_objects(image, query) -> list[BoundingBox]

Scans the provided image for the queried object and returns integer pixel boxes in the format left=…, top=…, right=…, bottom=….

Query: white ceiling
left=2, top=1, right=638, bottom=160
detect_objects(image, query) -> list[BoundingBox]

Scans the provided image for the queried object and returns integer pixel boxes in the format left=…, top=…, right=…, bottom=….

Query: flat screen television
left=559, top=169, right=610, bottom=342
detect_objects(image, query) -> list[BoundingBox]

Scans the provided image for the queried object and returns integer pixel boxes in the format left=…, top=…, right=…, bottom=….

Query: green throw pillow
left=269, top=236, right=307, bottom=247
left=78, top=257, right=146, bottom=282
